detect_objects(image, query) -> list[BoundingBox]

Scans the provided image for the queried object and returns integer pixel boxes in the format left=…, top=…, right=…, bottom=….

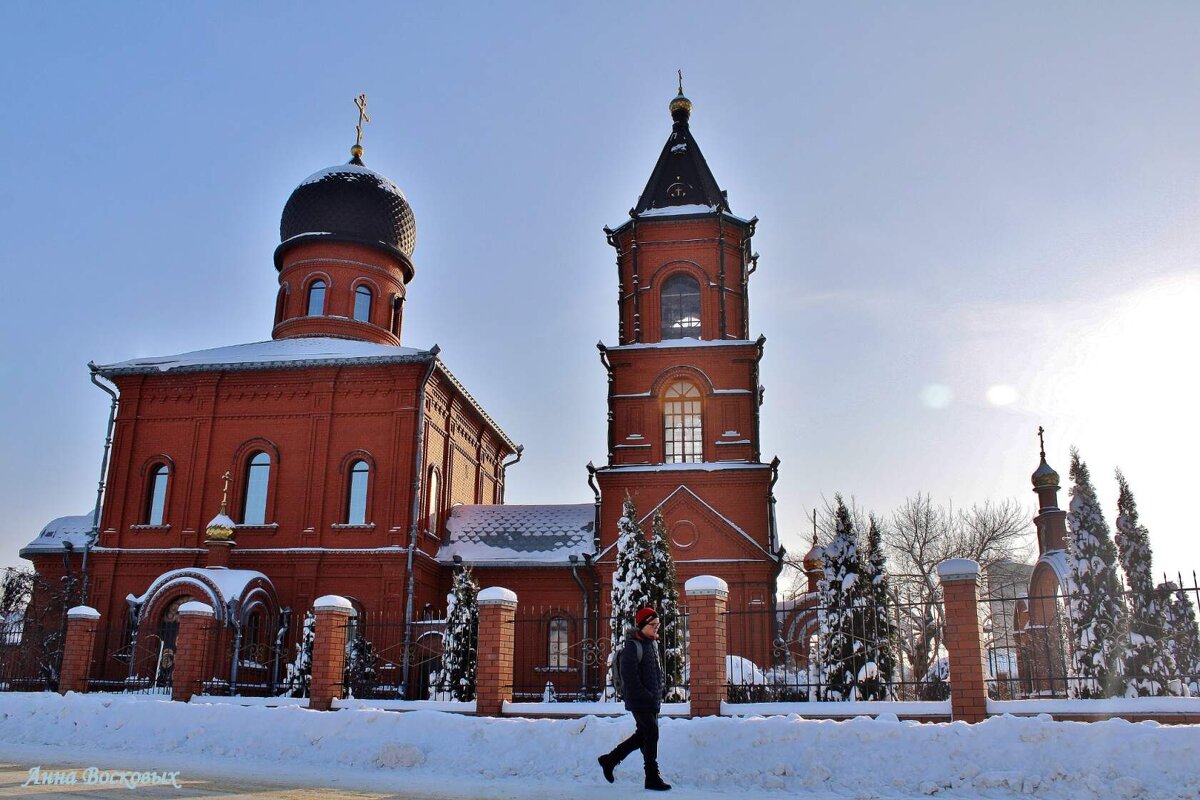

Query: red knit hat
left=635, top=607, right=659, bottom=627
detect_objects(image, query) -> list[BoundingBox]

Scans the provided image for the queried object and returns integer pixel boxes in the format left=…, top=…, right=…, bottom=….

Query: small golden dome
left=205, top=512, right=235, bottom=542
left=803, top=543, right=824, bottom=572
left=1031, top=457, right=1059, bottom=489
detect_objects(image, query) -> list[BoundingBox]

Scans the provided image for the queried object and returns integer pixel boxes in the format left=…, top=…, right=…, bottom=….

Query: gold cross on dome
left=219, top=471, right=232, bottom=514
left=354, top=93, right=370, bottom=147
left=677, top=69, right=684, bottom=95
left=1037, top=426, right=1046, bottom=459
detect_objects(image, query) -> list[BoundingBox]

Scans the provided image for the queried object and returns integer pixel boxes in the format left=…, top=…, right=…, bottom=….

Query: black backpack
left=611, top=639, right=643, bottom=698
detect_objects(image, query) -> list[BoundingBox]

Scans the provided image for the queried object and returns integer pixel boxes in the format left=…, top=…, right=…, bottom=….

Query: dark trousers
left=610, top=709, right=660, bottom=774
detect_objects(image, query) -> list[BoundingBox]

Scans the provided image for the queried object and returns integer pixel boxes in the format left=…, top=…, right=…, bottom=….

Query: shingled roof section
left=633, top=93, right=727, bottom=215
left=438, top=503, right=595, bottom=567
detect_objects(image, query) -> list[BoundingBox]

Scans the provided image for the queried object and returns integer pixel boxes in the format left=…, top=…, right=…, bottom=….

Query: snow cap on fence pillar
left=478, top=586, right=517, bottom=606
left=313, top=595, right=355, bottom=614
left=685, top=575, right=729, bottom=597
left=178, top=601, right=214, bottom=617
left=67, top=605, right=100, bottom=620
left=936, top=558, right=981, bottom=583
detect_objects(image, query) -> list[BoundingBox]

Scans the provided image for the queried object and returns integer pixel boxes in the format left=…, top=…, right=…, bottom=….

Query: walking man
left=598, top=606, right=671, bottom=791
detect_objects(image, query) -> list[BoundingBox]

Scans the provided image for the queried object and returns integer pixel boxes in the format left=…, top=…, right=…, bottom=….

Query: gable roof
left=438, top=503, right=595, bottom=567
left=638, top=485, right=779, bottom=561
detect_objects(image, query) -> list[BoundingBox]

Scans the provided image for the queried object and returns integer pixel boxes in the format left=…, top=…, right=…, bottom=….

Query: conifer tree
left=437, top=565, right=480, bottom=701
left=1114, top=470, right=1177, bottom=696
left=1159, top=581, right=1200, bottom=697
left=859, top=514, right=897, bottom=700
left=648, top=509, right=684, bottom=700
left=285, top=611, right=315, bottom=697
left=817, top=496, right=868, bottom=700
left=1065, top=449, right=1127, bottom=698
left=608, top=496, right=653, bottom=699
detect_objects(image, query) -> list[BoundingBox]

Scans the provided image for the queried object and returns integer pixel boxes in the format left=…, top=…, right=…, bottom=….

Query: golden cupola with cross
left=271, top=94, right=418, bottom=346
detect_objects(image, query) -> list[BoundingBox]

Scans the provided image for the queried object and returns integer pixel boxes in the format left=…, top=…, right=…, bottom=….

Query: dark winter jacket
left=620, top=628, right=663, bottom=712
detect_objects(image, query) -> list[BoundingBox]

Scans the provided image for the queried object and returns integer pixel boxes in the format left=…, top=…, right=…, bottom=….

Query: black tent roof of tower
left=631, top=90, right=730, bottom=219
left=275, top=155, right=417, bottom=282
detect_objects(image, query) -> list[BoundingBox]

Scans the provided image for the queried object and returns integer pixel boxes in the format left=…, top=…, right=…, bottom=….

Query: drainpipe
left=400, top=347, right=440, bottom=697
left=604, top=226, right=626, bottom=343
left=596, top=344, right=613, bottom=462
left=84, top=363, right=120, bottom=605
left=569, top=554, right=590, bottom=696
left=718, top=216, right=727, bottom=339
left=586, top=462, right=601, bottom=550
left=500, top=445, right=524, bottom=503
left=630, top=216, right=641, bottom=342
left=752, top=335, right=766, bottom=462
left=767, top=456, right=782, bottom=555
left=583, top=552, right=601, bottom=698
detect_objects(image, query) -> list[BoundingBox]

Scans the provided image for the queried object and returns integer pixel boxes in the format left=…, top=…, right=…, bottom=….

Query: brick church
left=21, top=87, right=785, bottom=696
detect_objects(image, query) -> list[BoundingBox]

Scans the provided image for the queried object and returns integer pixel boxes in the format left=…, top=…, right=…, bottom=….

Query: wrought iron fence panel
left=731, top=593, right=945, bottom=703
left=982, top=572, right=1200, bottom=700
left=0, top=618, right=64, bottom=692
left=511, top=606, right=689, bottom=703
left=342, top=611, right=451, bottom=700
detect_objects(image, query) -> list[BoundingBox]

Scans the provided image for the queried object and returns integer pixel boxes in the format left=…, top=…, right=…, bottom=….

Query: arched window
left=346, top=459, right=370, bottom=524
left=663, top=381, right=702, bottom=463
left=242, top=451, right=271, bottom=525
left=353, top=285, right=373, bottom=323
left=306, top=280, right=326, bottom=316
left=426, top=467, right=441, bottom=536
left=660, top=274, right=701, bottom=339
left=548, top=617, right=569, bottom=669
left=145, top=464, right=169, bottom=525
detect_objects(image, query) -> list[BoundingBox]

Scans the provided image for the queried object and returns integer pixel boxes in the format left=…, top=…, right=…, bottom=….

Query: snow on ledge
left=67, top=606, right=100, bottom=620
left=989, top=697, right=1200, bottom=715
left=937, top=558, right=980, bottom=580
left=178, top=601, right=214, bottom=616
left=502, top=701, right=690, bottom=717
left=685, top=575, right=729, bottom=596
left=192, top=695, right=309, bottom=708
left=313, top=595, right=354, bottom=612
left=722, top=700, right=951, bottom=718
left=478, top=587, right=518, bottom=605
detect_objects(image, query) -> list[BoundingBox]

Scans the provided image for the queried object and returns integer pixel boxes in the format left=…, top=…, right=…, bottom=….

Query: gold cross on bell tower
left=352, top=93, right=370, bottom=159
left=677, top=69, right=684, bottom=95
left=219, top=470, right=232, bottom=515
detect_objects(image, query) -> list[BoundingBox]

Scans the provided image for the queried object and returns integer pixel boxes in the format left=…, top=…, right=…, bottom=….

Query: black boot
left=645, top=771, right=672, bottom=791
left=597, top=754, right=617, bottom=784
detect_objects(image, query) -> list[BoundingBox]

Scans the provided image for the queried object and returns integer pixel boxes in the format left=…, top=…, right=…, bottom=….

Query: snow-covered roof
left=128, top=568, right=272, bottom=621
left=20, top=511, right=96, bottom=557
left=438, top=504, right=595, bottom=567
left=95, top=337, right=432, bottom=376
left=299, top=163, right=405, bottom=198
left=94, top=338, right=516, bottom=451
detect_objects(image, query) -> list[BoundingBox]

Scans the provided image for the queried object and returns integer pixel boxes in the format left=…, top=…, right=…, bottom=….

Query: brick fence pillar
left=59, top=606, right=101, bottom=694
left=938, top=559, right=988, bottom=723
left=685, top=575, right=728, bottom=718
left=308, top=595, right=355, bottom=711
left=172, top=601, right=215, bottom=702
left=476, top=587, right=517, bottom=717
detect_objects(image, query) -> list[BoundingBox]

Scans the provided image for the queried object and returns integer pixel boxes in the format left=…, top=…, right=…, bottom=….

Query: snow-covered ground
left=1, top=693, right=1199, bottom=799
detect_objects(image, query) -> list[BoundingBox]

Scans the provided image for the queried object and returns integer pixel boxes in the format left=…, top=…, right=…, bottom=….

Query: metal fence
left=729, top=592, right=948, bottom=702
left=0, top=618, right=64, bottom=692
left=511, top=605, right=689, bottom=703
left=982, top=573, right=1200, bottom=699
left=336, top=610, right=452, bottom=700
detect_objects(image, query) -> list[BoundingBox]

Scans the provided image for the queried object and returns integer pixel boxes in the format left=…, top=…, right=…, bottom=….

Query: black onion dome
left=275, top=158, right=417, bottom=279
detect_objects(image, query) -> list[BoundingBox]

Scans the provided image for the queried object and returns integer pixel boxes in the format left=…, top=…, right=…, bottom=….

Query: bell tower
left=594, top=82, right=783, bottom=616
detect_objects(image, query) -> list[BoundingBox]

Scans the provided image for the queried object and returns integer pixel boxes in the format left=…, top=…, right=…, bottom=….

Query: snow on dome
left=299, top=163, right=405, bottom=198
left=20, top=510, right=95, bottom=556
left=685, top=575, right=729, bottom=595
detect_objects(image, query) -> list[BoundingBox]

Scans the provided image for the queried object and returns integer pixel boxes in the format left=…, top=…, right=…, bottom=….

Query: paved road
left=0, top=761, right=446, bottom=799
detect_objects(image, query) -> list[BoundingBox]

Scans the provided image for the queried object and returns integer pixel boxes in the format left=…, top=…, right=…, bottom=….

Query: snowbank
left=0, top=693, right=1198, bottom=798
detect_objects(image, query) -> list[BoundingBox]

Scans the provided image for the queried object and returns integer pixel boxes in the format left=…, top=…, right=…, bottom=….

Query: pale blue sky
left=2, top=3, right=1198, bottom=574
